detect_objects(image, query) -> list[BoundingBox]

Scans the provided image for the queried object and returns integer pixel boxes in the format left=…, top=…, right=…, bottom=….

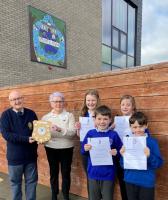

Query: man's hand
left=29, top=137, right=36, bottom=143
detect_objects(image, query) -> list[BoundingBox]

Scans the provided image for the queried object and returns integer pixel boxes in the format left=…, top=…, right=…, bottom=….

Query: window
left=102, top=0, right=136, bottom=71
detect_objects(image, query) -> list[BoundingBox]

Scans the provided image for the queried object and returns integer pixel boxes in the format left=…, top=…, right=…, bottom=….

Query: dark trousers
left=126, top=182, right=154, bottom=200
left=115, top=158, right=128, bottom=200
left=81, top=151, right=89, bottom=198
left=45, top=147, right=73, bottom=200
left=88, top=179, right=115, bottom=200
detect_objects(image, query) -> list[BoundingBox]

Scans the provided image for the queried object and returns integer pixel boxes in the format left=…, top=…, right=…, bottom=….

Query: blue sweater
left=121, top=136, right=163, bottom=188
left=1, top=108, right=38, bottom=165
left=81, top=129, right=122, bottom=181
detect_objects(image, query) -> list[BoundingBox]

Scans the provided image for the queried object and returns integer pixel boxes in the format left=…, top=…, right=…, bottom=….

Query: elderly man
left=1, top=90, right=38, bottom=200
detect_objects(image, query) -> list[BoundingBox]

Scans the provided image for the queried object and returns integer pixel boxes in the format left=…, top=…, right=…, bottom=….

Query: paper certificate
left=88, top=137, right=113, bottom=166
left=114, top=116, right=132, bottom=140
left=79, top=117, right=95, bottom=141
left=32, top=120, right=51, bottom=143
left=123, top=136, right=147, bottom=170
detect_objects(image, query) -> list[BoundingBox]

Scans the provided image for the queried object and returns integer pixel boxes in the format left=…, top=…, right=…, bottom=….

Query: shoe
left=63, top=193, right=70, bottom=200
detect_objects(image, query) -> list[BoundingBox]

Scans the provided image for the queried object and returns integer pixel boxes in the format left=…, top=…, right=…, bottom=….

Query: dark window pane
left=128, top=5, right=135, bottom=56
left=102, top=0, right=111, bottom=45
left=112, top=49, right=126, bottom=68
left=120, top=32, right=127, bottom=52
left=112, top=28, right=119, bottom=49
left=112, top=0, right=127, bottom=33
left=102, top=45, right=111, bottom=64
left=101, top=63, right=112, bottom=71
left=127, top=56, right=135, bottom=67
left=112, top=65, right=122, bottom=70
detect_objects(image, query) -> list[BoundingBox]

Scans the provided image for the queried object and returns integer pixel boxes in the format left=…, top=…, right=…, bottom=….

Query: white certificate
left=123, top=136, right=147, bottom=170
left=114, top=116, right=133, bottom=141
left=88, top=137, right=113, bottom=166
left=79, top=117, right=95, bottom=141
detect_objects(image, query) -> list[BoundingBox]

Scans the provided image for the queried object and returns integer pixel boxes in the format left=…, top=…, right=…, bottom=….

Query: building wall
left=0, top=62, right=168, bottom=199
left=0, top=0, right=101, bottom=87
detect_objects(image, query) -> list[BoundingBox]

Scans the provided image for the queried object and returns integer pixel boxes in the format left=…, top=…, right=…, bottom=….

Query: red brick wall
left=0, top=62, right=168, bottom=199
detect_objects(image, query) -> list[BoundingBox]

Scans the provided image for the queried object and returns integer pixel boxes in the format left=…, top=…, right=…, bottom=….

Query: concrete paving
left=0, top=172, right=87, bottom=200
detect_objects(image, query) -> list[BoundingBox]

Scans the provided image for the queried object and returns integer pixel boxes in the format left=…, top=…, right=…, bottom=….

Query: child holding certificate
left=114, top=95, right=137, bottom=200
left=82, top=105, right=122, bottom=200
left=120, top=112, right=163, bottom=200
left=75, top=89, right=101, bottom=174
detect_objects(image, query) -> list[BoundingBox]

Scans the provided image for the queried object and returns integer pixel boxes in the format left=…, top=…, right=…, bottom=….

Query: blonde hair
left=120, top=95, right=137, bottom=113
left=80, top=89, right=100, bottom=116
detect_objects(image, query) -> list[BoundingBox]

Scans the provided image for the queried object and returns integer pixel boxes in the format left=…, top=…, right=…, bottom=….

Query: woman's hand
left=84, top=144, right=92, bottom=151
left=51, top=124, right=61, bottom=132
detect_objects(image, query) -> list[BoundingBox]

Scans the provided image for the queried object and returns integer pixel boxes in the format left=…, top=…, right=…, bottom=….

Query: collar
left=13, top=108, right=24, bottom=114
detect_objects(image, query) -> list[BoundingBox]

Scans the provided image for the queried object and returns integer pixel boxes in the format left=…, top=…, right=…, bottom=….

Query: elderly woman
left=42, top=92, right=76, bottom=200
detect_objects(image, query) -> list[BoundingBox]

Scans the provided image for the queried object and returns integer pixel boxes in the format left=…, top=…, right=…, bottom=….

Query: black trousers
left=126, top=182, right=154, bottom=200
left=45, top=147, right=73, bottom=200
left=115, top=158, right=128, bottom=200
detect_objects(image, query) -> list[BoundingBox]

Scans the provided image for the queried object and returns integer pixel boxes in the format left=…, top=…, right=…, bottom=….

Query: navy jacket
left=1, top=108, right=38, bottom=165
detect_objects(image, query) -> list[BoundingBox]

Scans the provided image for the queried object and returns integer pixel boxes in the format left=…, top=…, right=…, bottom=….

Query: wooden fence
left=0, top=62, right=168, bottom=199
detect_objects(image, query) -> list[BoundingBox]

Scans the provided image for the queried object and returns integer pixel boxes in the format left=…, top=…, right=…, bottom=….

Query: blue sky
left=141, top=0, right=168, bottom=65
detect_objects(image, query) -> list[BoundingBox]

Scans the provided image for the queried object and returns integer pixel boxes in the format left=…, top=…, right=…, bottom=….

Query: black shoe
left=63, top=193, right=70, bottom=200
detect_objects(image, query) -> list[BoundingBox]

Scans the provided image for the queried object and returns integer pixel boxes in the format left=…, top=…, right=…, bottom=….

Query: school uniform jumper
left=82, top=129, right=122, bottom=200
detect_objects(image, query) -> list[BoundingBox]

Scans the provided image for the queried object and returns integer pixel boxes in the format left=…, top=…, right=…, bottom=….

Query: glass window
left=128, top=5, right=135, bottom=56
left=112, top=0, right=127, bottom=33
left=112, top=28, right=119, bottom=49
left=102, top=45, right=111, bottom=64
left=112, top=65, right=122, bottom=70
left=102, top=0, right=111, bottom=45
left=112, top=49, right=126, bottom=68
left=101, top=63, right=112, bottom=71
left=120, top=32, right=127, bottom=52
left=102, top=0, right=137, bottom=70
left=127, top=56, right=135, bottom=67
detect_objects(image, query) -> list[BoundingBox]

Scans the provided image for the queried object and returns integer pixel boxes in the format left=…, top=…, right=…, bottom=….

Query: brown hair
left=120, top=94, right=137, bottom=113
left=95, top=105, right=112, bottom=118
left=80, top=89, right=100, bottom=116
left=129, top=111, right=148, bottom=126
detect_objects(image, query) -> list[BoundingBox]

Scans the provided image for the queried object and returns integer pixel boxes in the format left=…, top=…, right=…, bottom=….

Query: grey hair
left=49, top=92, right=64, bottom=102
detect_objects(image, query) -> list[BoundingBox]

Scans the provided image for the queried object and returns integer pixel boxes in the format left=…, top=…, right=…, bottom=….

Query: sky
left=141, top=0, right=168, bottom=65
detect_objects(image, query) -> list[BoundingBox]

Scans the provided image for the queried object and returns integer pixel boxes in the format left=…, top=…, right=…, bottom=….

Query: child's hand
left=84, top=144, right=92, bottom=151
left=110, top=148, right=117, bottom=156
left=75, top=122, right=81, bottom=136
left=144, top=147, right=150, bottom=157
left=120, top=146, right=125, bottom=156
left=109, top=123, right=115, bottom=130
left=75, top=122, right=81, bottom=130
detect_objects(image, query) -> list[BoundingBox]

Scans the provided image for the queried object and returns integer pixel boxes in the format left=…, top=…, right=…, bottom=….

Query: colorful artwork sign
left=29, top=6, right=66, bottom=67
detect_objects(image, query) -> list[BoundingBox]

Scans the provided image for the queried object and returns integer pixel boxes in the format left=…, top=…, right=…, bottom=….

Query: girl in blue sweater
left=120, top=112, right=163, bottom=200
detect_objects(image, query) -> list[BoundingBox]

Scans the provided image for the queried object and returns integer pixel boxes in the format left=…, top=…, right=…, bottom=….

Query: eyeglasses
left=9, top=97, right=23, bottom=102
left=51, top=101, right=64, bottom=104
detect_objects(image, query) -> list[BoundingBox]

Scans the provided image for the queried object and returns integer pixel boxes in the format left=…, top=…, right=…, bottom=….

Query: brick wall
left=0, top=0, right=101, bottom=87
left=0, top=62, right=168, bottom=199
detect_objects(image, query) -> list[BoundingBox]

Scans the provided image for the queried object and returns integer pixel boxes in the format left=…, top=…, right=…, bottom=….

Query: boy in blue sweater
left=1, top=90, right=38, bottom=200
left=81, top=105, right=122, bottom=200
left=120, top=111, right=163, bottom=200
